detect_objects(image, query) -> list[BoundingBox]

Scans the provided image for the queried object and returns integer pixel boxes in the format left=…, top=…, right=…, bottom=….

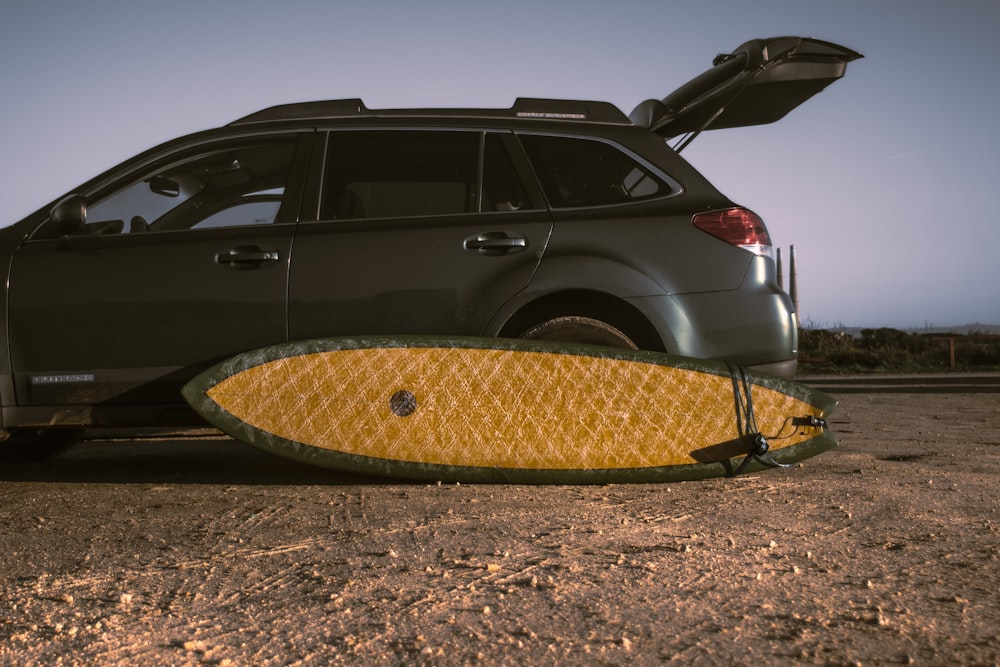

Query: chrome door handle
left=215, top=246, right=280, bottom=268
left=464, top=232, right=528, bottom=256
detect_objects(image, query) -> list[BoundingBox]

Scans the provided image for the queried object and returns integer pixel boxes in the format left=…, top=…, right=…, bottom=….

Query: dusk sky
left=1, top=0, right=997, bottom=329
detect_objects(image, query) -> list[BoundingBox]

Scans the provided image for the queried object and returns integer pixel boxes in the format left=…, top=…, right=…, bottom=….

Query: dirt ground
left=1, top=374, right=997, bottom=666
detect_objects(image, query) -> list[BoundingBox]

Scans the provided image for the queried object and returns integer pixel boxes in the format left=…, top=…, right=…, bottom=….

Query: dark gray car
left=0, top=36, right=860, bottom=459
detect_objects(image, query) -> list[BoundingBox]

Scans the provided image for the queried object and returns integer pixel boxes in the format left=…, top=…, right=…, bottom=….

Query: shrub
left=797, top=327, right=999, bottom=374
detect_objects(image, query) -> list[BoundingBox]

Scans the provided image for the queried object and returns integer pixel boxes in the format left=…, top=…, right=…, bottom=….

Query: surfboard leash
left=727, top=363, right=791, bottom=476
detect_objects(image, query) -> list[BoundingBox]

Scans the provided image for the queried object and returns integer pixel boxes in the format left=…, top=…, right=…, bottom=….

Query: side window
left=35, top=136, right=299, bottom=238
left=320, top=130, right=532, bottom=220
left=321, top=131, right=478, bottom=220
left=190, top=188, right=285, bottom=229
left=482, top=133, right=531, bottom=212
left=517, top=134, right=672, bottom=208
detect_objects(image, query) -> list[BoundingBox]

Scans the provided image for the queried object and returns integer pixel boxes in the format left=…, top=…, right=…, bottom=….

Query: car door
left=288, top=129, right=551, bottom=340
left=7, top=132, right=311, bottom=409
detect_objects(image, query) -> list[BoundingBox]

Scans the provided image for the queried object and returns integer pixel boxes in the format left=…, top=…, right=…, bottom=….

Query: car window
left=191, top=194, right=283, bottom=229
left=35, top=136, right=299, bottom=238
left=320, top=131, right=531, bottom=220
left=517, top=134, right=672, bottom=208
left=482, top=133, right=532, bottom=212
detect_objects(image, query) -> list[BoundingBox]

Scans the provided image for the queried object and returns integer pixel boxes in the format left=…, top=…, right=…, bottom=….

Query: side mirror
left=49, top=194, right=88, bottom=234
left=148, top=175, right=180, bottom=197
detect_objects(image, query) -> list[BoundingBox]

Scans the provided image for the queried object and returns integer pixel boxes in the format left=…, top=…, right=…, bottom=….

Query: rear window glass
left=518, top=134, right=671, bottom=208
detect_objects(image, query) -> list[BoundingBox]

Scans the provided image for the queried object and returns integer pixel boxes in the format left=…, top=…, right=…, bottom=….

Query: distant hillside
left=903, top=323, right=1000, bottom=336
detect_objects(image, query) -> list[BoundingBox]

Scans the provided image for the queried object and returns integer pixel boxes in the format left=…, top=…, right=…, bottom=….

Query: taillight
left=692, top=207, right=773, bottom=258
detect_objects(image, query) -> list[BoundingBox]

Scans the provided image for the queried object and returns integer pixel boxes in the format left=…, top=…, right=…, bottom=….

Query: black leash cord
left=727, top=363, right=790, bottom=476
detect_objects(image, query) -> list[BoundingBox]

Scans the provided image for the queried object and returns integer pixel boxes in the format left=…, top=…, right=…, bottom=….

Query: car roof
left=229, top=36, right=860, bottom=148
left=229, top=98, right=633, bottom=127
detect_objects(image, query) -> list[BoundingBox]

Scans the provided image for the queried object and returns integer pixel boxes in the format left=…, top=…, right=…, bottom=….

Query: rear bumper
left=629, top=288, right=798, bottom=378
left=747, top=358, right=798, bottom=379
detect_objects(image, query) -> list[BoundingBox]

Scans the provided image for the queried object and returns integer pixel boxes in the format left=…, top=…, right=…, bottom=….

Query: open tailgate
left=630, top=36, right=862, bottom=141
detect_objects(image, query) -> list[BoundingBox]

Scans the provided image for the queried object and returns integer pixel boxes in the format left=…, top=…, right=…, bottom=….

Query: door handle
left=464, top=232, right=528, bottom=256
left=215, top=246, right=280, bottom=269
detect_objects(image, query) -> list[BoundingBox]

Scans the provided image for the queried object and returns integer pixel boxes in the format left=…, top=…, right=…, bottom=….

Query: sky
left=1, top=0, right=997, bottom=329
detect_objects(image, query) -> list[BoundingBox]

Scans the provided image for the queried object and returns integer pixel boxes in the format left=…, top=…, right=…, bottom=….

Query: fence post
left=789, top=245, right=799, bottom=315
left=776, top=247, right=784, bottom=290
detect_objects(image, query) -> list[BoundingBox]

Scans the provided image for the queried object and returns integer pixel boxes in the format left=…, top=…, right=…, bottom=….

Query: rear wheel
left=0, top=429, right=82, bottom=463
left=518, top=316, right=639, bottom=350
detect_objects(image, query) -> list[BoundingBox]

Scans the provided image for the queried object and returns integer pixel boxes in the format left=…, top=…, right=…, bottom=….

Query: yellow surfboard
left=182, top=337, right=837, bottom=483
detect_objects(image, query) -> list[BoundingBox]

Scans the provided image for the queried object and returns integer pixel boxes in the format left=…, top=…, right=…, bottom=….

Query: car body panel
left=288, top=213, right=552, bottom=340
left=539, top=206, right=754, bottom=296
left=7, top=225, right=295, bottom=409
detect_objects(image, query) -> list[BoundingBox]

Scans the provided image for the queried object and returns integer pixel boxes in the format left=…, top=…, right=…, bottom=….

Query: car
left=0, top=36, right=860, bottom=460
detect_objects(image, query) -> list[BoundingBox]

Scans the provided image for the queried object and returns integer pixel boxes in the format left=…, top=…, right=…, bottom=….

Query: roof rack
left=229, top=98, right=631, bottom=126
left=510, top=98, right=629, bottom=124
left=230, top=99, right=369, bottom=125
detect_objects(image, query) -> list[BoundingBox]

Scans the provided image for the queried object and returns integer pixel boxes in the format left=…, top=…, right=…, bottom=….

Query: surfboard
left=181, top=336, right=837, bottom=483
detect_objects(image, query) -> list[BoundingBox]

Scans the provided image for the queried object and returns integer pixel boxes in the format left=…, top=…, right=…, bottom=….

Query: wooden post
left=789, top=245, right=799, bottom=315
left=932, top=336, right=958, bottom=368
left=932, top=335, right=1000, bottom=368
left=776, top=247, right=784, bottom=290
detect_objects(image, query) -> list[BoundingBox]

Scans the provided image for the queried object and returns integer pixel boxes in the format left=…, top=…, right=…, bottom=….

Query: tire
left=519, top=316, right=639, bottom=350
left=0, top=429, right=82, bottom=463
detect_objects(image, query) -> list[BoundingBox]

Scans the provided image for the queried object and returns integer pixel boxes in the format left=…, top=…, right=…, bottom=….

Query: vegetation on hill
left=797, top=327, right=1000, bottom=374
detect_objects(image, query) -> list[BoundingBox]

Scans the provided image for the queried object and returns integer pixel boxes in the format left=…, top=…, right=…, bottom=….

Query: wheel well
left=499, top=290, right=666, bottom=352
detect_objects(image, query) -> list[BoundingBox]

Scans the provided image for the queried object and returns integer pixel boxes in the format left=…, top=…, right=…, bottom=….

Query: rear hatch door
left=630, top=36, right=862, bottom=141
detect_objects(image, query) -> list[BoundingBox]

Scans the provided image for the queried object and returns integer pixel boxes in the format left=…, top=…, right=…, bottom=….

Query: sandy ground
left=0, top=374, right=997, bottom=666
